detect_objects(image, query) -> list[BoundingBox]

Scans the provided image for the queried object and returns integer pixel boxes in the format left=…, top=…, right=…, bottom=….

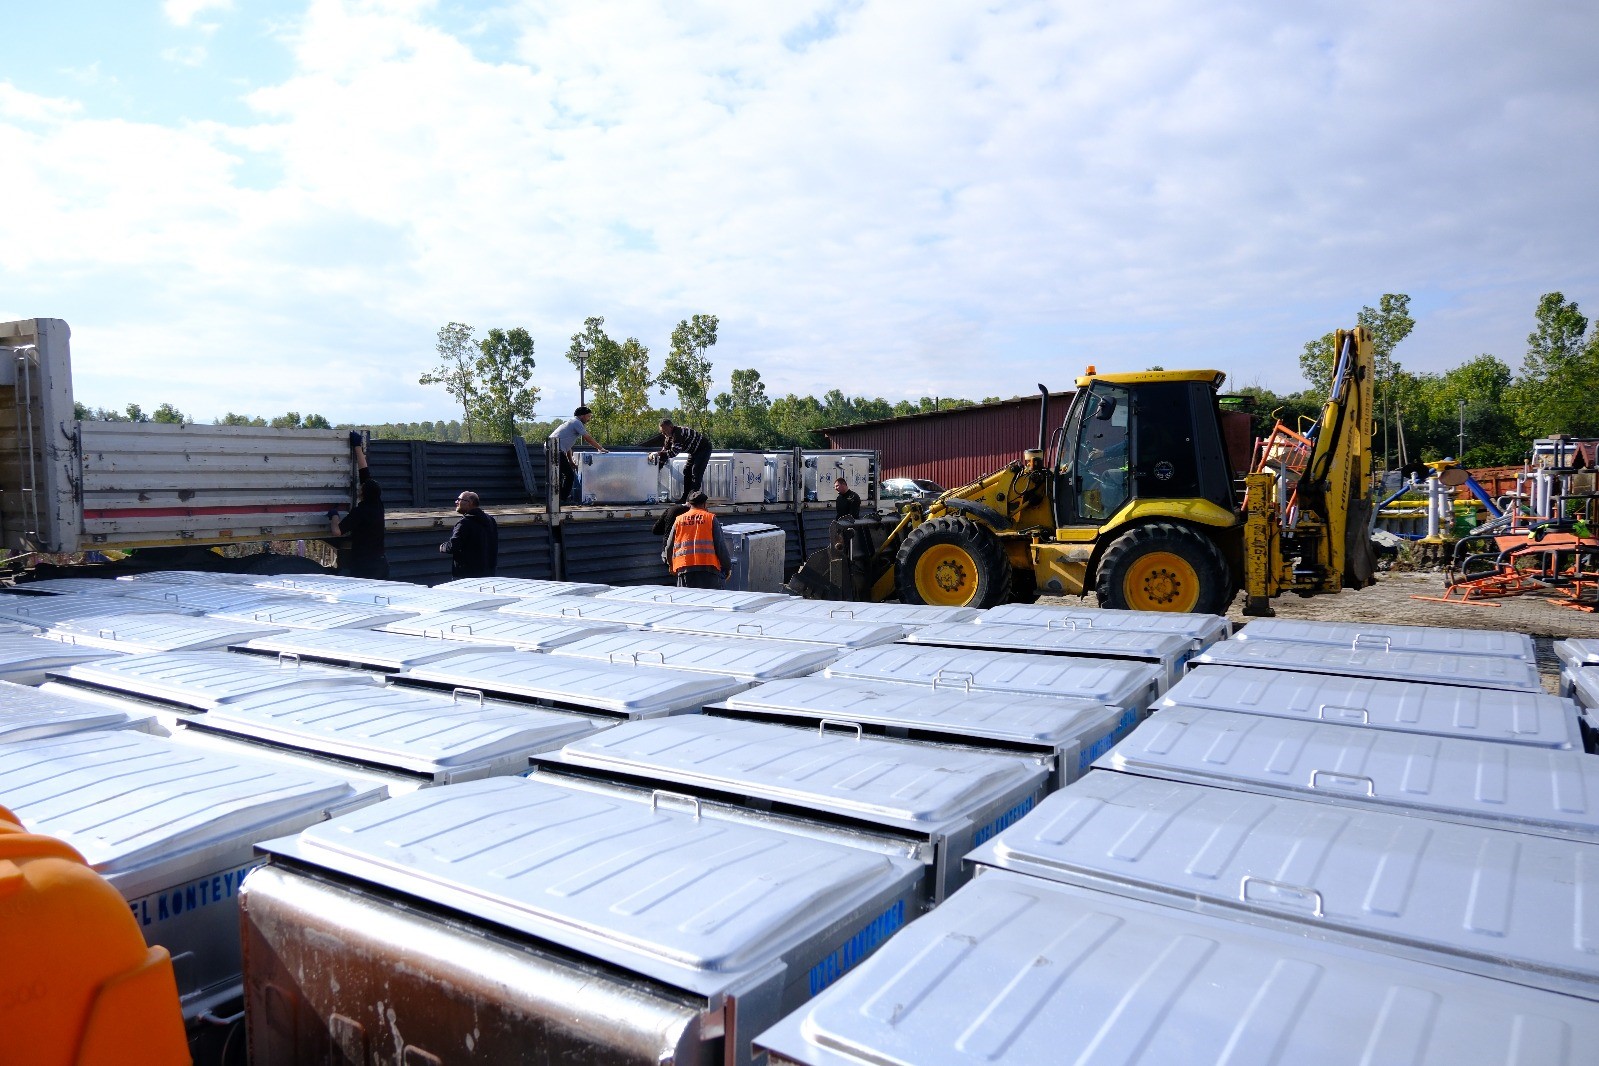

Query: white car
left=881, top=477, right=944, bottom=503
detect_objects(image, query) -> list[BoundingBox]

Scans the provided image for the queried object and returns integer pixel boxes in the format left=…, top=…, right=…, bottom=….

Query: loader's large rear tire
left=895, top=517, right=1011, bottom=608
left=1095, top=523, right=1231, bottom=615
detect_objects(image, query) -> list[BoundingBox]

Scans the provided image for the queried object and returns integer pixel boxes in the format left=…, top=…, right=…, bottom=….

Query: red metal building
left=823, top=393, right=1254, bottom=489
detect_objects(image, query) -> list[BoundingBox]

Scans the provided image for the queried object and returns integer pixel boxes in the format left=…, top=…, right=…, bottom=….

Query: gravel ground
left=1040, top=570, right=1599, bottom=695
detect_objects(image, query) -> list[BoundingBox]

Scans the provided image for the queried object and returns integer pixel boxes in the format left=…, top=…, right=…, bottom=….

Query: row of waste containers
left=0, top=569, right=1596, bottom=1063
left=574, top=450, right=873, bottom=505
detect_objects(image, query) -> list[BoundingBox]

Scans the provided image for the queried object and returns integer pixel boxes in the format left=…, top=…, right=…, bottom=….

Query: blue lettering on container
left=1077, top=710, right=1141, bottom=774
left=807, top=900, right=906, bottom=995
left=132, top=861, right=260, bottom=928
left=971, top=794, right=1037, bottom=848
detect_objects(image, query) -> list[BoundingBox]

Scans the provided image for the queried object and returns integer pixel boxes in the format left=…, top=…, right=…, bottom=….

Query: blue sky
left=1, top=1, right=1595, bottom=425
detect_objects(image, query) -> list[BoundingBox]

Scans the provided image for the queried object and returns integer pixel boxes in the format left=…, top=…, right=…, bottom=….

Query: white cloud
left=162, top=0, right=234, bottom=28
left=3, top=0, right=1597, bottom=423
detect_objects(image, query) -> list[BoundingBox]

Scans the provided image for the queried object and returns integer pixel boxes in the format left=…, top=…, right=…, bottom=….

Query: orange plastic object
left=0, top=808, right=190, bottom=1066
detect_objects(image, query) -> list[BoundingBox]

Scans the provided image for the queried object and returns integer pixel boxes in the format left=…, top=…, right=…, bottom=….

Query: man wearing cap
left=439, top=490, right=499, bottom=578
left=549, top=406, right=606, bottom=505
left=833, top=477, right=861, bottom=519
left=664, top=491, right=730, bottom=588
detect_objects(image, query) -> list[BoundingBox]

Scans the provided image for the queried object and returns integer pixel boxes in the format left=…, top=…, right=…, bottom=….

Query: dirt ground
left=1040, top=570, right=1599, bottom=695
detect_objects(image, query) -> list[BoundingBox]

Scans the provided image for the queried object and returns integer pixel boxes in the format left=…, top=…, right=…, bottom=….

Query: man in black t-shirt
left=833, top=477, right=861, bottom=519
left=328, top=434, right=389, bottom=579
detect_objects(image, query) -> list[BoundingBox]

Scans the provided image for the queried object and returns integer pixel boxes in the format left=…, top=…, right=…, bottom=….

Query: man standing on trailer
left=650, top=418, right=713, bottom=503
left=439, top=490, right=498, bottom=578
left=665, top=492, right=730, bottom=588
left=549, top=406, right=606, bottom=504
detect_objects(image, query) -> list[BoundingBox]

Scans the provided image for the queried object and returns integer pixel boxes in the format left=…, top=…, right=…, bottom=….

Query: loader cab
left=1051, top=369, right=1235, bottom=531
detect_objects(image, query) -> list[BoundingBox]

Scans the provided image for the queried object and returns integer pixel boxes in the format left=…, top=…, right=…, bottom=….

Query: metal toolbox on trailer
left=650, top=611, right=903, bottom=649
left=0, top=729, right=384, bottom=1023
left=969, top=772, right=1599, bottom=998
left=535, top=715, right=1048, bottom=903
left=551, top=631, right=838, bottom=681
left=234, top=629, right=509, bottom=672
left=764, top=452, right=795, bottom=503
left=0, top=633, right=123, bottom=683
left=597, top=584, right=789, bottom=611
left=0, top=679, right=142, bottom=742
left=377, top=609, right=621, bottom=649
left=1101, top=706, right=1599, bottom=842
left=708, top=676, right=1137, bottom=790
left=754, top=869, right=1599, bottom=1066
left=1234, top=617, right=1536, bottom=662
left=803, top=454, right=870, bottom=502
left=1194, top=637, right=1545, bottom=693
left=825, top=645, right=1162, bottom=715
left=0, top=592, right=197, bottom=626
left=42, top=612, right=288, bottom=653
left=243, top=775, right=923, bottom=1066
left=498, top=592, right=698, bottom=627
left=704, top=451, right=767, bottom=504
left=755, top=598, right=979, bottom=626
left=901, top=621, right=1193, bottom=691
left=722, top=522, right=786, bottom=592
left=579, top=450, right=668, bottom=505
left=435, top=576, right=610, bottom=597
left=207, top=600, right=414, bottom=631
left=47, top=650, right=380, bottom=718
left=980, top=602, right=1231, bottom=650
left=1161, top=664, right=1582, bottom=749
left=182, top=684, right=602, bottom=793
left=396, top=650, right=750, bottom=718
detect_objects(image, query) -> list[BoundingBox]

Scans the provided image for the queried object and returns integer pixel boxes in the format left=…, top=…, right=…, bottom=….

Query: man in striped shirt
left=651, top=418, right=714, bottom=504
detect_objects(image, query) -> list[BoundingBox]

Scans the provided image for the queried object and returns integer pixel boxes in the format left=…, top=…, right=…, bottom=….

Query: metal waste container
left=722, top=522, right=785, bottom=592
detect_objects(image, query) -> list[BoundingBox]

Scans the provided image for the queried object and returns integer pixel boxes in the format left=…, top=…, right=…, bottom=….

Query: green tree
left=123, top=403, right=149, bottom=423
left=303, top=413, right=332, bottom=429
left=660, top=314, right=718, bottom=425
left=712, top=368, right=774, bottom=447
left=270, top=412, right=303, bottom=429
left=566, top=316, right=621, bottom=422
left=472, top=327, right=540, bottom=442
left=1298, top=294, right=1414, bottom=397
left=216, top=412, right=266, bottom=427
left=420, top=322, right=481, bottom=441
left=151, top=403, right=186, bottom=425
left=1509, top=292, right=1599, bottom=440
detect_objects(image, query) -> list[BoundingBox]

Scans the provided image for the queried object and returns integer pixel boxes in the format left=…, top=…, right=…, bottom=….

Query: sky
left=1, top=0, right=1595, bottom=426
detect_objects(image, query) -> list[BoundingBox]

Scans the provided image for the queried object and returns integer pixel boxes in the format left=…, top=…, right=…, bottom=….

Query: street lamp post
left=1458, top=398, right=1466, bottom=461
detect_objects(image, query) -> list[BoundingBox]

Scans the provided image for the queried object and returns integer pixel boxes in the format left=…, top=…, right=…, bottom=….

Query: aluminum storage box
left=901, top=621, right=1193, bottom=690
left=48, top=650, right=380, bottom=715
left=709, top=676, right=1137, bottom=790
left=722, top=522, right=786, bottom=592
left=969, top=771, right=1599, bottom=998
left=0, top=632, right=124, bottom=683
left=498, top=592, right=696, bottom=627
left=206, top=600, right=414, bottom=631
left=1162, top=664, right=1582, bottom=749
left=234, top=628, right=506, bottom=672
left=825, top=645, right=1162, bottom=714
left=579, top=450, right=668, bottom=504
left=803, top=454, right=870, bottom=502
left=716, top=452, right=768, bottom=504
left=535, top=715, right=1048, bottom=903
left=377, top=609, right=620, bottom=649
left=552, top=631, right=837, bottom=681
left=980, top=601, right=1231, bottom=650
left=1194, top=637, right=1545, bottom=693
left=597, top=584, right=789, bottom=611
left=244, top=775, right=923, bottom=1066
left=650, top=611, right=903, bottom=649
left=435, top=576, right=609, bottom=597
left=396, top=650, right=750, bottom=718
left=0, top=729, right=384, bottom=1022
left=0, top=679, right=139, bottom=741
left=1101, top=706, right=1599, bottom=842
left=41, top=612, right=288, bottom=653
left=754, top=869, right=1599, bottom=1066
left=764, top=452, right=796, bottom=503
left=184, top=684, right=602, bottom=792
left=1234, top=617, right=1537, bottom=662
left=755, top=598, right=979, bottom=627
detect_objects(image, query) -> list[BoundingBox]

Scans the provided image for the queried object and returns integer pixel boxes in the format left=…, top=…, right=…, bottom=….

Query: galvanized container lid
left=237, top=629, right=504, bottom=671
left=1101, top=706, right=1599, bottom=842
left=207, top=600, right=415, bottom=631
left=551, top=631, right=837, bottom=681
left=13, top=578, right=140, bottom=596
left=594, top=585, right=788, bottom=612
left=435, top=577, right=610, bottom=597
left=0, top=729, right=374, bottom=879
left=398, top=651, right=749, bottom=718
left=968, top=771, right=1599, bottom=997
left=263, top=775, right=923, bottom=997
left=825, top=645, right=1161, bottom=709
left=114, top=570, right=262, bottom=586
left=498, top=593, right=693, bottom=627
left=1236, top=618, right=1536, bottom=662
left=754, top=870, right=1599, bottom=1066
left=718, top=675, right=1116, bottom=747
left=43, top=613, right=286, bottom=653
left=203, top=685, right=599, bottom=776
left=118, top=584, right=308, bottom=615
left=1163, top=664, right=1582, bottom=749
left=903, top=621, right=1192, bottom=663
left=1568, top=666, right=1599, bottom=711
left=1194, top=637, right=1545, bottom=693
left=543, top=715, right=1046, bottom=832
left=646, top=611, right=904, bottom=649
left=53, top=650, right=380, bottom=710
left=0, top=680, right=131, bottom=742
left=329, top=586, right=519, bottom=612
left=378, top=610, right=620, bottom=649
left=0, top=593, right=197, bottom=625
left=980, top=602, right=1230, bottom=646
left=755, top=599, right=979, bottom=626
left=250, top=574, right=406, bottom=598
left=1555, top=638, right=1599, bottom=671
left=0, top=634, right=123, bottom=677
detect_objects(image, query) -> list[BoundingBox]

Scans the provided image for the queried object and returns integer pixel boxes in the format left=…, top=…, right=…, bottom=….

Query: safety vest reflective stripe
left=671, top=509, right=720, bottom=571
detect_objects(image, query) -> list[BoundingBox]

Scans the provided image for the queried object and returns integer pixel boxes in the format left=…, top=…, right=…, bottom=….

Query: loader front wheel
left=1096, top=523, right=1231, bottom=615
left=895, top=517, right=1011, bottom=608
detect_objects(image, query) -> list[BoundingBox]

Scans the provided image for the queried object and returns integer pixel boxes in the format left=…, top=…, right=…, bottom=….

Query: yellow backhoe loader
left=791, top=326, right=1377, bottom=617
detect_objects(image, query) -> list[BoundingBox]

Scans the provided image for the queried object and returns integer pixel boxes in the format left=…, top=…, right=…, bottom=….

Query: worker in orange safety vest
left=664, top=491, right=731, bottom=589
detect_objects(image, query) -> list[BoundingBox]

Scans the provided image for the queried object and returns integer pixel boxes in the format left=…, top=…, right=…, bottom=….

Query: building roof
left=818, top=391, right=1073, bottom=435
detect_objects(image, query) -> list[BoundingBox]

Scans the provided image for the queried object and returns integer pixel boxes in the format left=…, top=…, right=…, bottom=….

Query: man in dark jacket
left=833, top=476, right=861, bottom=519
left=328, top=433, right=389, bottom=578
left=439, top=490, right=498, bottom=578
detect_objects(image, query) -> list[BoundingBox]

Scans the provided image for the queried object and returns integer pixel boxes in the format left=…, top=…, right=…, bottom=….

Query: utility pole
left=1458, top=398, right=1466, bottom=461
